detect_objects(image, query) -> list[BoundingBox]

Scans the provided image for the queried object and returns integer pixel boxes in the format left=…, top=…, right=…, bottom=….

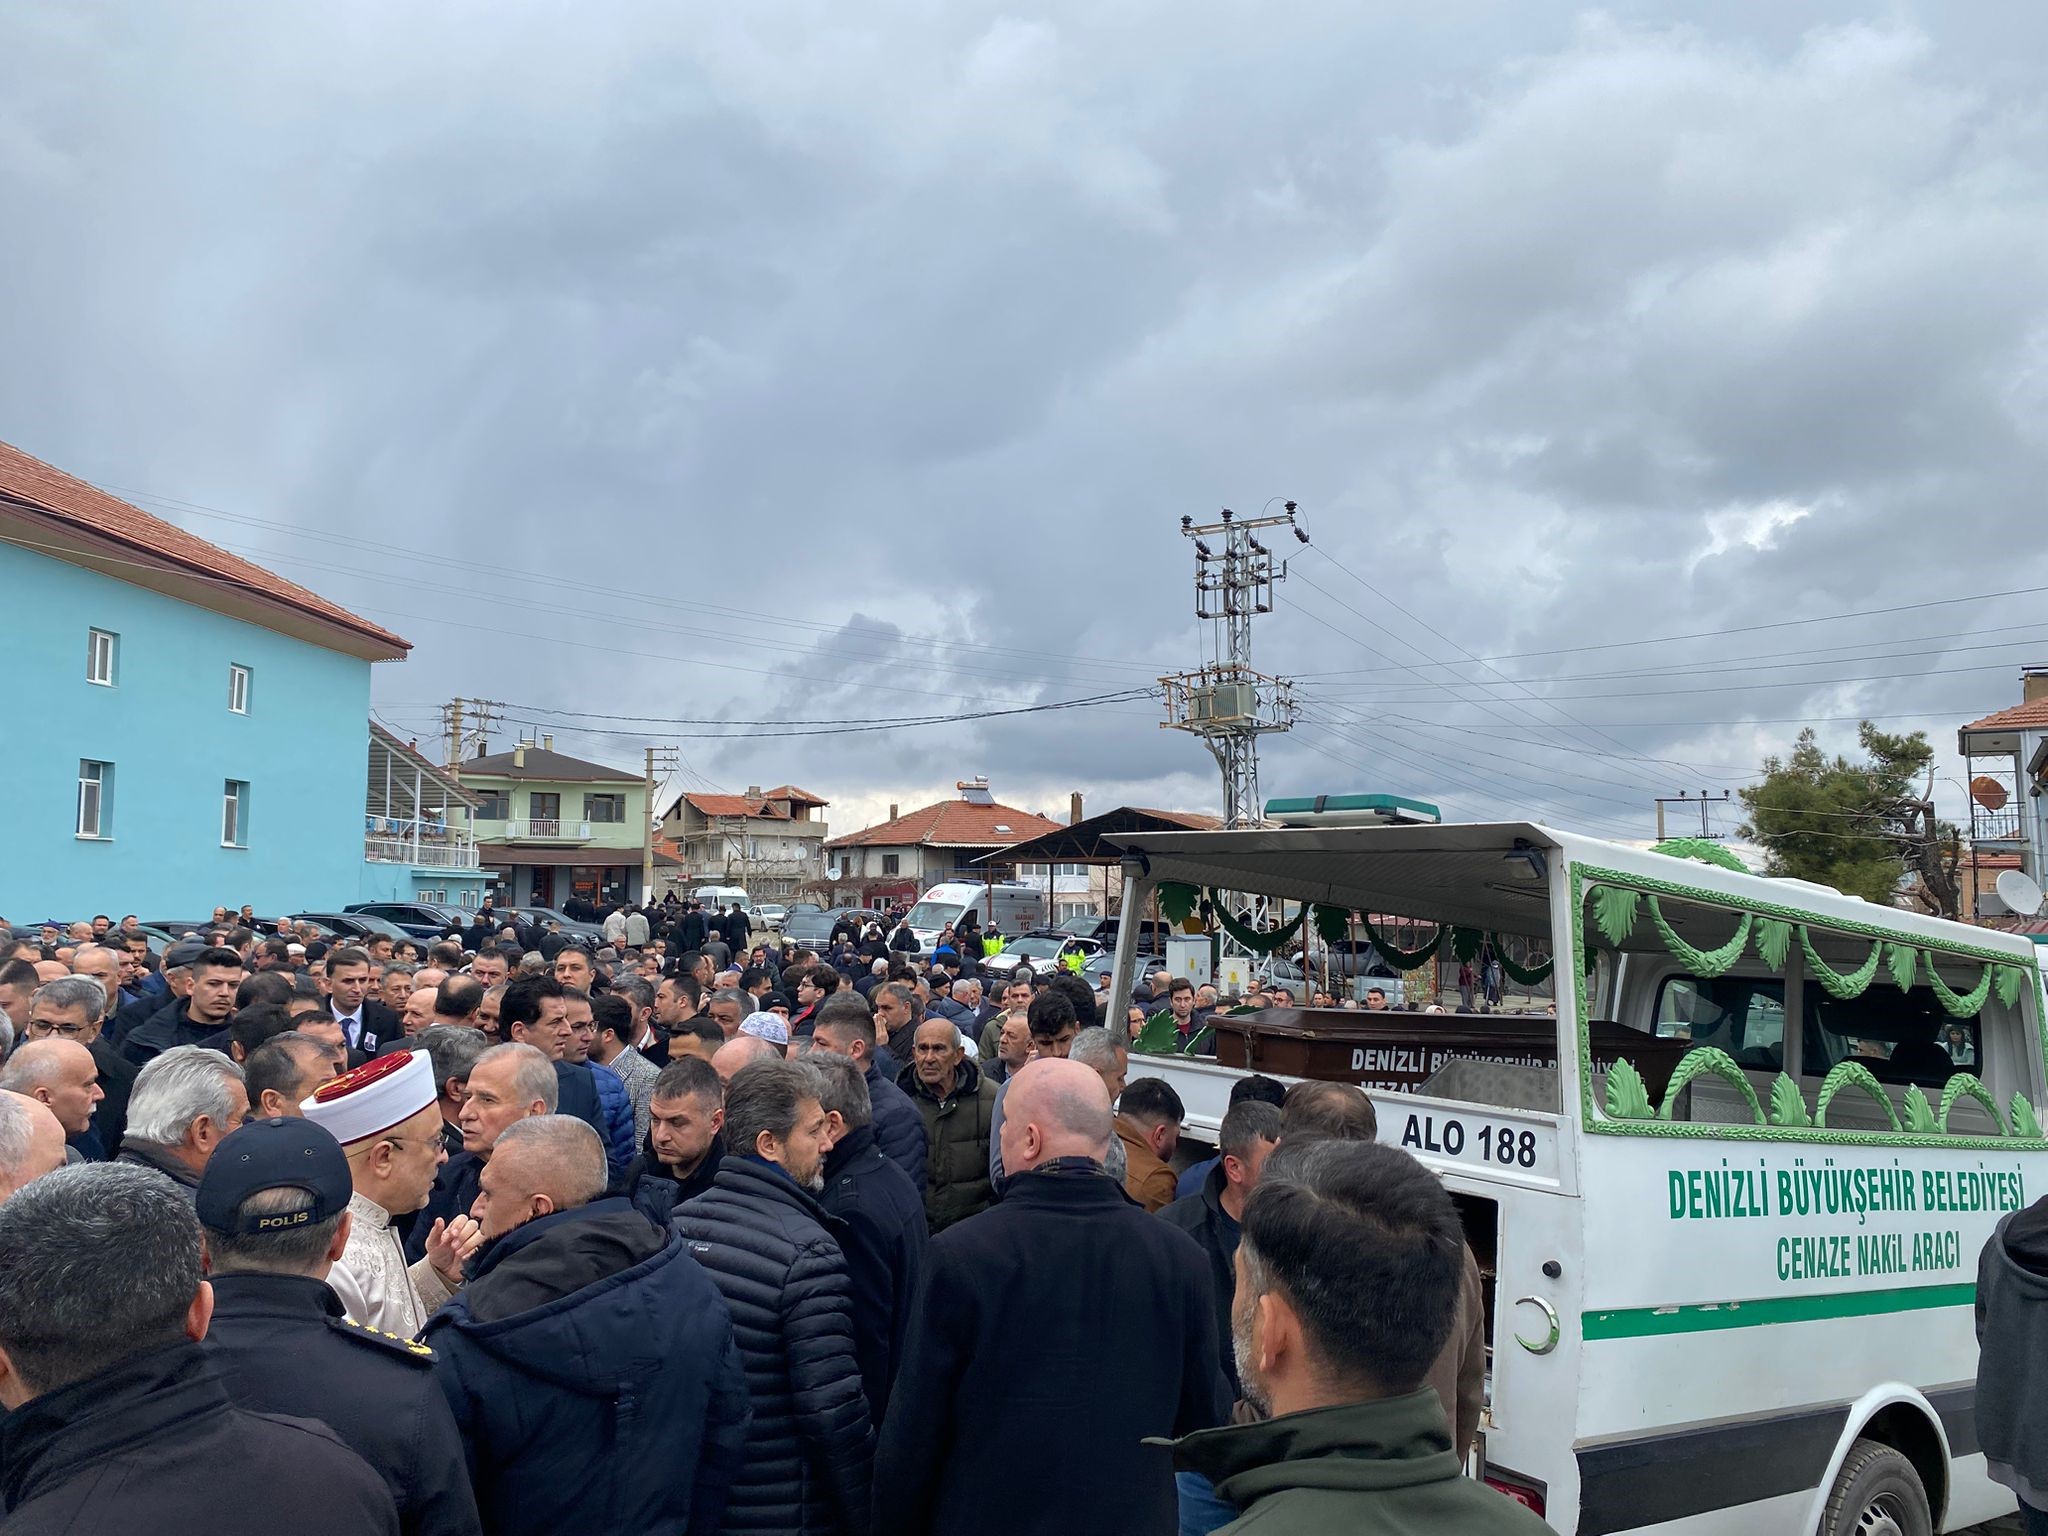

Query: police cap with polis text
left=195, top=1116, right=353, bottom=1235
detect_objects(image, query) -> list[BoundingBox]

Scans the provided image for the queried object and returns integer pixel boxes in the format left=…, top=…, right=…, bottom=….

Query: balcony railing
left=365, top=835, right=481, bottom=868
left=504, top=818, right=592, bottom=843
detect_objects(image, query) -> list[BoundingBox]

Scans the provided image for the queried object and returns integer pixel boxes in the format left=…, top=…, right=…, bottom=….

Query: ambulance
left=1102, top=818, right=2046, bottom=1536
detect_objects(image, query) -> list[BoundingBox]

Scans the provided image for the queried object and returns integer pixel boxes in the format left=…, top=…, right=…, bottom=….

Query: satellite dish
left=826, top=866, right=843, bottom=883
left=1997, top=869, right=2045, bottom=917
left=1973, top=776, right=2012, bottom=813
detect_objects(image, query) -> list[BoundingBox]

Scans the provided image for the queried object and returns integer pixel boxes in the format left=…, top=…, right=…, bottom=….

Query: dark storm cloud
left=3, top=5, right=2046, bottom=840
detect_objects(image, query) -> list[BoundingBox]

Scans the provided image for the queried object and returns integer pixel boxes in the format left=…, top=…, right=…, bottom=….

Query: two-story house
left=824, top=778, right=1065, bottom=908
left=464, top=738, right=650, bottom=909
left=359, top=723, right=490, bottom=909
left=656, top=785, right=831, bottom=901
left=0, top=438, right=410, bottom=916
left=1958, top=668, right=2048, bottom=920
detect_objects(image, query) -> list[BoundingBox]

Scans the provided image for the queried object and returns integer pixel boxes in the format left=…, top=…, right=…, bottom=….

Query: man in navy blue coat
left=808, top=1052, right=926, bottom=1425
left=812, top=996, right=927, bottom=1195
left=422, top=1115, right=748, bottom=1536
left=875, top=1059, right=1227, bottom=1536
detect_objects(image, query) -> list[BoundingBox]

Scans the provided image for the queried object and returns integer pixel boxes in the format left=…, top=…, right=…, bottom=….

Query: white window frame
left=228, top=663, right=251, bottom=714
left=77, top=760, right=110, bottom=839
left=222, top=779, right=249, bottom=848
left=86, top=628, right=117, bottom=687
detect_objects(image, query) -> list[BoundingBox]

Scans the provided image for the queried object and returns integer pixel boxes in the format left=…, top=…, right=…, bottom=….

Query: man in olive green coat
left=1168, top=1139, right=1550, bottom=1536
left=897, top=1017, right=997, bottom=1232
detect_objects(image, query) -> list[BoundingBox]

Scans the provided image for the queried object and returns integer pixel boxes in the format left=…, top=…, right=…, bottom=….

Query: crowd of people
left=0, top=900, right=1549, bottom=1536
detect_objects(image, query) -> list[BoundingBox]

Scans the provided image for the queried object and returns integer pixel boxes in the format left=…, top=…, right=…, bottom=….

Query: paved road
left=1957, top=1518, right=2023, bottom=1535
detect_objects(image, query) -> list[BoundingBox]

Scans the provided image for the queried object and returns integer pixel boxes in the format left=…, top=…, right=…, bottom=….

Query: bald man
left=0, top=1039, right=105, bottom=1145
left=424, top=1115, right=748, bottom=1536
left=875, top=1059, right=1227, bottom=1536
left=710, top=1032, right=778, bottom=1086
left=0, top=1093, right=67, bottom=1202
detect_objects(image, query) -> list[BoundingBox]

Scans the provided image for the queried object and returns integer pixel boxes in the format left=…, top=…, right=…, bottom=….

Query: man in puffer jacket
left=423, top=1115, right=748, bottom=1536
left=673, top=1059, right=872, bottom=1536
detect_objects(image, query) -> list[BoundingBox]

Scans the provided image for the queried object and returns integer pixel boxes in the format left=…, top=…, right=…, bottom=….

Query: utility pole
left=1161, top=502, right=1305, bottom=949
left=1160, top=503, right=1303, bottom=828
left=643, top=745, right=680, bottom=903
left=1654, top=789, right=1732, bottom=840
left=441, top=698, right=465, bottom=776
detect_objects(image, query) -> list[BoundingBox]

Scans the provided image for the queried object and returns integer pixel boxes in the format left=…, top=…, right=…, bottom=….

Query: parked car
left=1082, top=948, right=1164, bottom=992
left=284, top=911, right=412, bottom=943
left=1291, top=937, right=1402, bottom=982
left=753, top=904, right=789, bottom=932
left=494, top=906, right=605, bottom=943
left=344, top=901, right=466, bottom=941
left=981, top=930, right=1101, bottom=982
left=782, top=905, right=872, bottom=948
left=1057, top=914, right=1175, bottom=951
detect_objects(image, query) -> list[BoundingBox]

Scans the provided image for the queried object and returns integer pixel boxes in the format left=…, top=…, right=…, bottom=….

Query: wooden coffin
left=1209, top=1007, right=1692, bottom=1104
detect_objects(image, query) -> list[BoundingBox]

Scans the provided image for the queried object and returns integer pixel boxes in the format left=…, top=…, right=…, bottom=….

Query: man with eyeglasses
left=27, top=975, right=137, bottom=1159
left=302, top=1052, right=481, bottom=1338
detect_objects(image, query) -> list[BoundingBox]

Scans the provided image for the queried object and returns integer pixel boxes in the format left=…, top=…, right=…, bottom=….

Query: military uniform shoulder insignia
left=330, top=1314, right=436, bottom=1363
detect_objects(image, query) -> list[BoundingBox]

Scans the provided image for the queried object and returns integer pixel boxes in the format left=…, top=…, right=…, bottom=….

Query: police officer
left=197, top=1117, right=483, bottom=1536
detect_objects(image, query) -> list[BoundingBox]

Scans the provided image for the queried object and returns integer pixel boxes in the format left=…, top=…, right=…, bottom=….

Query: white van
left=1103, top=818, right=2046, bottom=1536
left=692, top=885, right=751, bottom=913
left=905, top=881, right=1048, bottom=951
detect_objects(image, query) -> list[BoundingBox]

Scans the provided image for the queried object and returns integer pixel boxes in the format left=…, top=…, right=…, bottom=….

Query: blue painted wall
left=356, top=859, right=491, bottom=908
left=0, top=540, right=374, bottom=918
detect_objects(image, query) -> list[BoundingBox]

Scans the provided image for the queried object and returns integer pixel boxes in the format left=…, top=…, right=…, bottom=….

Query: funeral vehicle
left=1100, top=817, right=2045, bottom=1536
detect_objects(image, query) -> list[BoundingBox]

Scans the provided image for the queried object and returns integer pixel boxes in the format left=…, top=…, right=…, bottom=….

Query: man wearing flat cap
left=302, top=1052, right=480, bottom=1337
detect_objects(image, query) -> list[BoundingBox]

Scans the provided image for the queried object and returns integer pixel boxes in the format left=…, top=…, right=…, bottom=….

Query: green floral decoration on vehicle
left=1939, top=1073, right=2004, bottom=1136
left=1799, top=927, right=1884, bottom=1000
left=1900, top=1085, right=1939, bottom=1135
left=1648, top=897, right=1752, bottom=978
left=1592, top=886, right=1640, bottom=947
left=2011, top=1094, right=2043, bottom=1139
left=1602, top=1059, right=1655, bottom=1121
left=1650, top=838, right=1749, bottom=873
left=1657, top=1046, right=1764, bottom=1125
left=1768, top=1073, right=1812, bottom=1129
left=1813, top=1060, right=1901, bottom=1132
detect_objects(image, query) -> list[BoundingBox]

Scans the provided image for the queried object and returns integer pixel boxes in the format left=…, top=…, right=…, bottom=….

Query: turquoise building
left=0, top=439, right=427, bottom=919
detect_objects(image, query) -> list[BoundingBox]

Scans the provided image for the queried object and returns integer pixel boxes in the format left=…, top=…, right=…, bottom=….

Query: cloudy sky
left=6, top=3, right=2047, bottom=840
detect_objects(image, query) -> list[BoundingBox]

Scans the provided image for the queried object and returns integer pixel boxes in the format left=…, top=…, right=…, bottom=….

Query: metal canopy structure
left=972, top=806, right=1222, bottom=868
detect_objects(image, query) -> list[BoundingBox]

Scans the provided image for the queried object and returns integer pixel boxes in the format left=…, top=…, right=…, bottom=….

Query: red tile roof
left=760, top=785, right=829, bottom=805
left=1962, top=699, right=2048, bottom=732
left=685, top=793, right=793, bottom=821
left=826, top=798, right=1066, bottom=850
left=0, top=439, right=408, bottom=657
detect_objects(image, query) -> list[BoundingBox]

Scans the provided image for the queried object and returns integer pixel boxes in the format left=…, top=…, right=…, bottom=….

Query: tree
left=1737, top=723, right=1962, bottom=917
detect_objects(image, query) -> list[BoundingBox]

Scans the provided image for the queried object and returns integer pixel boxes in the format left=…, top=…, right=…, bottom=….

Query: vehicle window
left=1652, top=975, right=1786, bottom=1072
left=1806, top=988, right=1979, bottom=1087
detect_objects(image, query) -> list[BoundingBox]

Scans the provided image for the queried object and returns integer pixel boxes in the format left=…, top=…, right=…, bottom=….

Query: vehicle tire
left=1818, top=1438, right=1932, bottom=1536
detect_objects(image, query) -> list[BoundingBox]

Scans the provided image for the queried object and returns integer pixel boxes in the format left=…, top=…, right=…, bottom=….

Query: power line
left=1294, top=582, right=2048, bottom=678
left=102, top=481, right=1164, bottom=683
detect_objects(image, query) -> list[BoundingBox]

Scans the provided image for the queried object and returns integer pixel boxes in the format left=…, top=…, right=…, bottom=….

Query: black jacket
left=865, top=1061, right=929, bottom=1195
left=889, top=926, right=918, bottom=953
left=106, top=983, right=169, bottom=1047
left=119, top=997, right=222, bottom=1066
left=1158, top=1163, right=1246, bottom=1398
left=423, top=1200, right=750, bottom=1536
left=87, top=1034, right=137, bottom=1158
left=674, top=912, right=708, bottom=952
left=0, top=1341, right=399, bottom=1535
left=673, top=1157, right=873, bottom=1536
left=817, top=1124, right=928, bottom=1425
left=874, top=1161, right=1228, bottom=1536
left=407, top=1151, right=484, bottom=1264
left=204, top=1273, right=481, bottom=1536
left=619, top=1134, right=724, bottom=1226
left=333, top=998, right=403, bottom=1056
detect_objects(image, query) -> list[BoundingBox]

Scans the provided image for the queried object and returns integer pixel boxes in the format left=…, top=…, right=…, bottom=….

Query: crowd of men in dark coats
left=0, top=906, right=1547, bottom=1536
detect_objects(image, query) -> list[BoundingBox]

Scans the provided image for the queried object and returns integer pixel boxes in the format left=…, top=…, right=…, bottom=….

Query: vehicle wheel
left=1818, top=1439, right=1932, bottom=1536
